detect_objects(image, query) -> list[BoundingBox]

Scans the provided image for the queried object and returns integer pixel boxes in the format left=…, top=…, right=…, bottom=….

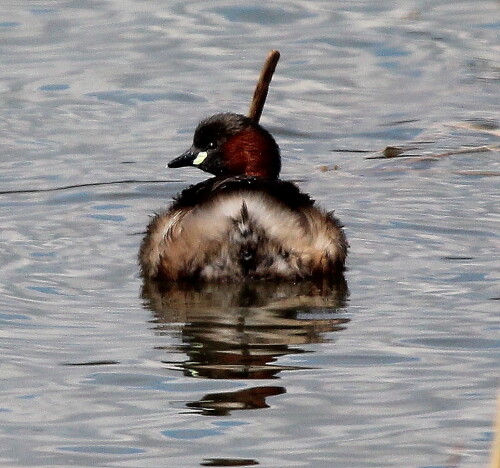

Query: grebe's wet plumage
left=139, top=113, right=348, bottom=282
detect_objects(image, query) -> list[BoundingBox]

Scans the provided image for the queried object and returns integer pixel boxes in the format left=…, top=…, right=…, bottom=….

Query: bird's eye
left=207, top=141, right=215, bottom=150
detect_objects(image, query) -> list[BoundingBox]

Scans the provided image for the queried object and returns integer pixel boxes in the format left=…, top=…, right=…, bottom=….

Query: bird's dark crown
left=168, top=113, right=281, bottom=179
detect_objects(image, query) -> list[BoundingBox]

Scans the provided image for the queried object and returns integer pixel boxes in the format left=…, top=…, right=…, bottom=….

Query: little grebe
left=139, top=113, right=348, bottom=282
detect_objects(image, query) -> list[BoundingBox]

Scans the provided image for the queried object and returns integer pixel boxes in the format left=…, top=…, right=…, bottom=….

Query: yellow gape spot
left=193, top=151, right=208, bottom=165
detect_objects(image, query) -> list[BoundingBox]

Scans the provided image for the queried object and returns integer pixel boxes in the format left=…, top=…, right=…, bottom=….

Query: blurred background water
left=1, top=1, right=499, bottom=467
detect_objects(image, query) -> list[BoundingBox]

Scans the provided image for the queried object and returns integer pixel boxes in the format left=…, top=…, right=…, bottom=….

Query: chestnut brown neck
left=221, top=128, right=281, bottom=179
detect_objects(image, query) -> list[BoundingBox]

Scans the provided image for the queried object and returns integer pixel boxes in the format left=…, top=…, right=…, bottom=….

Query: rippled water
left=1, top=1, right=499, bottom=467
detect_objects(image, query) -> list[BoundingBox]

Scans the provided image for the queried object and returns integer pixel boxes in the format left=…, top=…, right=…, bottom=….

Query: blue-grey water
left=1, top=1, right=499, bottom=467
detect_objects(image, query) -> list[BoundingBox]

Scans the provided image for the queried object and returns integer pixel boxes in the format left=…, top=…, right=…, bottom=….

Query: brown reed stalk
left=248, top=50, right=280, bottom=123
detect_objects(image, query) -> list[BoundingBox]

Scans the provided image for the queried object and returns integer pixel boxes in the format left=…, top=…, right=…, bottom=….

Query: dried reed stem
left=491, top=393, right=500, bottom=468
left=248, top=50, right=280, bottom=123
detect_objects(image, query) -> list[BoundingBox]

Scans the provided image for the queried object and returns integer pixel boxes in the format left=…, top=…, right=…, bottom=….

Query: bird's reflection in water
left=142, top=276, right=349, bottom=415
left=187, top=386, right=286, bottom=417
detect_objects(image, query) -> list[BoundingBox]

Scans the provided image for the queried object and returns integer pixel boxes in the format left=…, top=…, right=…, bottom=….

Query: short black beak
left=167, top=147, right=197, bottom=168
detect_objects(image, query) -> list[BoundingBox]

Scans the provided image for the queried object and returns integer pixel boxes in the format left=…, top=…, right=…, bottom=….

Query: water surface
left=1, top=1, right=499, bottom=467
